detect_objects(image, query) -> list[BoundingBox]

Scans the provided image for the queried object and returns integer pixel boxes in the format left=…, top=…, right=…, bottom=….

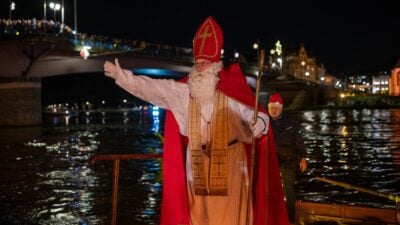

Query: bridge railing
left=0, top=18, right=194, bottom=64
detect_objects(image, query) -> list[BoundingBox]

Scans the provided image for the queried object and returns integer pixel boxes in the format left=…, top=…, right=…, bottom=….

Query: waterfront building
left=346, top=74, right=372, bottom=93
left=345, top=72, right=390, bottom=94
left=282, top=44, right=325, bottom=84
left=372, top=73, right=389, bottom=94
left=389, top=59, right=400, bottom=96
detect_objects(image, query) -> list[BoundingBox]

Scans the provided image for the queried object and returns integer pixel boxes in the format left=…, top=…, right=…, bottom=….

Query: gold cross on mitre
left=198, top=24, right=212, bottom=54
left=193, top=16, right=223, bottom=61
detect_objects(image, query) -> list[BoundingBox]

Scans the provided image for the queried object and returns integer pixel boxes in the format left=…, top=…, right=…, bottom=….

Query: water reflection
left=0, top=107, right=399, bottom=224
left=0, top=105, right=163, bottom=225
left=297, top=108, right=400, bottom=209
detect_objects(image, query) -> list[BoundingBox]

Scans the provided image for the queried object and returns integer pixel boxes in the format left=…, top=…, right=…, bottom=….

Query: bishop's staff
left=246, top=49, right=266, bottom=225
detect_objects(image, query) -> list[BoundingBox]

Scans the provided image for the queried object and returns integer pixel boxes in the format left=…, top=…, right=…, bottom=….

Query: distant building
left=346, top=74, right=372, bottom=93
left=345, top=72, right=389, bottom=94
left=282, top=44, right=324, bottom=84
left=372, top=74, right=389, bottom=94
left=389, top=59, right=400, bottom=96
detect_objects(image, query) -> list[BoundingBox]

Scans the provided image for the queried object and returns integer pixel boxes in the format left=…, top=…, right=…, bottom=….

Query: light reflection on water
left=297, top=108, right=400, bottom=209
left=0, top=107, right=399, bottom=224
left=0, top=106, right=163, bottom=225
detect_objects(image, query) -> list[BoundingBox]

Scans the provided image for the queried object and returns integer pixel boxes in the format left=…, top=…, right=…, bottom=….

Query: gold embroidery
left=197, top=24, right=212, bottom=55
left=189, top=92, right=228, bottom=196
left=194, top=18, right=220, bottom=59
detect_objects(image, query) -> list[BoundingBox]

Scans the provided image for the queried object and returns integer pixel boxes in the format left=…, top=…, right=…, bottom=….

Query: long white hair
left=188, top=61, right=223, bottom=106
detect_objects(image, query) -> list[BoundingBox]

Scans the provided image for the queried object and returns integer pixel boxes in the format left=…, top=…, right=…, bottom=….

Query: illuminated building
left=389, top=60, right=400, bottom=96
left=372, top=74, right=389, bottom=94
left=282, top=44, right=325, bottom=84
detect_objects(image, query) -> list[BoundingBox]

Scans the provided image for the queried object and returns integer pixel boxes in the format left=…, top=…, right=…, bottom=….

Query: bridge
left=0, top=19, right=339, bottom=126
left=0, top=18, right=197, bottom=79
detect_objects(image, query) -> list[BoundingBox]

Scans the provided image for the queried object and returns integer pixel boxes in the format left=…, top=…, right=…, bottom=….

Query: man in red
left=104, top=16, right=289, bottom=225
left=268, top=93, right=307, bottom=224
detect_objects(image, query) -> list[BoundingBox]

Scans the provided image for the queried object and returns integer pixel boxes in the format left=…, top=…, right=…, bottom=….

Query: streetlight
left=253, top=42, right=259, bottom=50
left=253, top=39, right=260, bottom=60
left=234, top=51, right=240, bottom=59
left=43, top=0, right=47, bottom=19
left=9, top=1, right=16, bottom=19
left=49, top=2, right=61, bottom=21
left=73, top=0, right=78, bottom=34
left=61, top=0, right=64, bottom=24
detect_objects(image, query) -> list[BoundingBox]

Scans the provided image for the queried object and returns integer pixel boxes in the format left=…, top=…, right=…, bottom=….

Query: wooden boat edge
left=296, top=201, right=400, bottom=224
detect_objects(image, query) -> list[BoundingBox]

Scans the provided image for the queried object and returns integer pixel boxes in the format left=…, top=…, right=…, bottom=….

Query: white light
left=10, top=2, right=16, bottom=10
left=275, top=40, right=282, bottom=55
left=253, top=42, right=259, bottom=50
left=277, top=57, right=283, bottom=68
left=234, top=52, right=239, bottom=58
left=49, top=2, right=61, bottom=11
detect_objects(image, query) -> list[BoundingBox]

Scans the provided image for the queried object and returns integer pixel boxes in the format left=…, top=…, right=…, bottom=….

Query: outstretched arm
left=103, top=58, right=186, bottom=110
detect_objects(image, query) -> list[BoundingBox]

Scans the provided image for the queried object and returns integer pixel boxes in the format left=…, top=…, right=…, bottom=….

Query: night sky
left=1, top=0, right=399, bottom=74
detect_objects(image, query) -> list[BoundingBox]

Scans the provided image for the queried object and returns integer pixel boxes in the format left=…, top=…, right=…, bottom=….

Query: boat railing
left=316, top=177, right=399, bottom=204
left=88, top=153, right=162, bottom=225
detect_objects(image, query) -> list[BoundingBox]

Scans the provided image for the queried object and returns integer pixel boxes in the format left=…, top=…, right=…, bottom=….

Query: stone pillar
left=0, top=82, right=42, bottom=126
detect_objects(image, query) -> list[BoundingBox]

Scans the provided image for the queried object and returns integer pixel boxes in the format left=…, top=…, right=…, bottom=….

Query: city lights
left=49, top=2, right=61, bottom=21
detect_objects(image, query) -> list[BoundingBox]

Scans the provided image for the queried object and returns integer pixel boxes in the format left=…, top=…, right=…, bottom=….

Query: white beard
left=188, top=61, right=223, bottom=106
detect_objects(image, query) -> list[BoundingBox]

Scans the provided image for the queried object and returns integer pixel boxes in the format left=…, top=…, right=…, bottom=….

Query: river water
left=1, top=106, right=399, bottom=225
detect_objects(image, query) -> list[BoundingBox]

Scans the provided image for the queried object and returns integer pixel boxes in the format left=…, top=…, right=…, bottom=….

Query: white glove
left=251, top=113, right=269, bottom=138
left=104, top=58, right=132, bottom=80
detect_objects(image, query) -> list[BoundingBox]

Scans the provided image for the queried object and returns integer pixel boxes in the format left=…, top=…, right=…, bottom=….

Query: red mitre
left=193, top=16, right=223, bottom=62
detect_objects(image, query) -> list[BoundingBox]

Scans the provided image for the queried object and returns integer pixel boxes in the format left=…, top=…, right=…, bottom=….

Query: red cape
left=160, top=63, right=289, bottom=225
